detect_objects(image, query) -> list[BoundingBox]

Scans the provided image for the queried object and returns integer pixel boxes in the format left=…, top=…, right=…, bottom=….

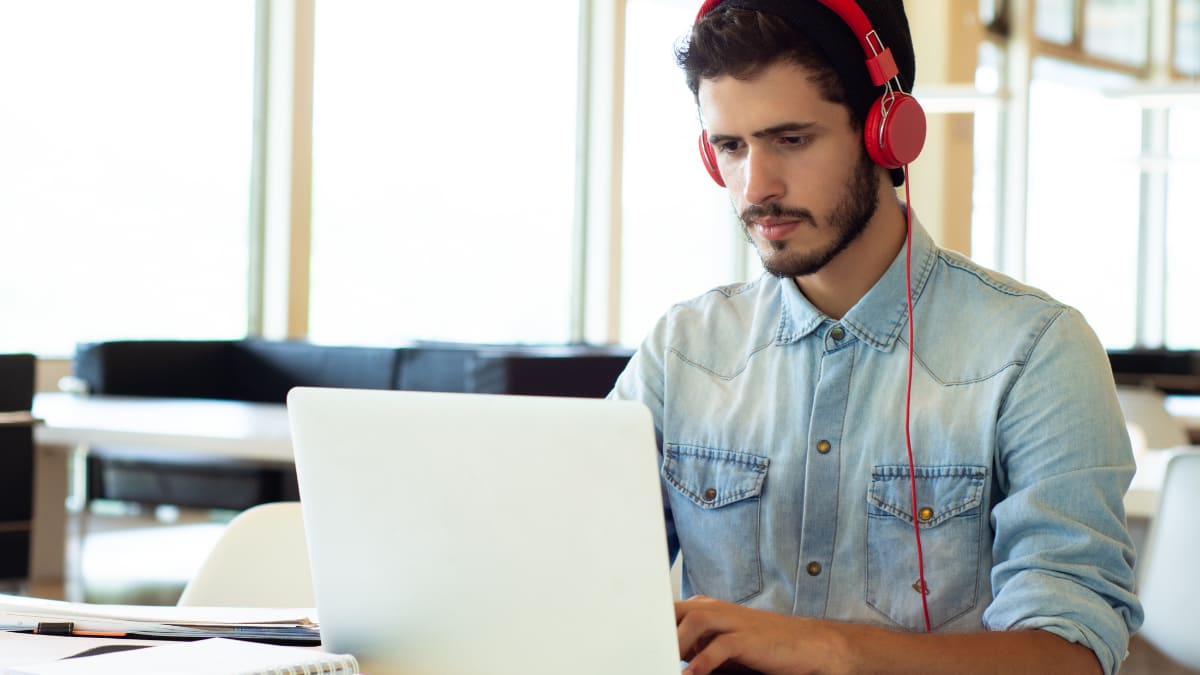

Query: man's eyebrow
left=755, top=121, right=820, bottom=137
left=706, top=121, right=821, bottom=147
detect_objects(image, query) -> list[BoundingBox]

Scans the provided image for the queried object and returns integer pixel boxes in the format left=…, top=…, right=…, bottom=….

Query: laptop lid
left=287, top=387, right=680, bottom=675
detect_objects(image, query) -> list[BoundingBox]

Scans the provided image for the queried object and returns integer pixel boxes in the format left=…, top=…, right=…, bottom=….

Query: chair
left=177, top=501, right=314, bottom=608
left=1136, top=450, right=1200, bottom=669
left=0, top=353, right=36, bottom=580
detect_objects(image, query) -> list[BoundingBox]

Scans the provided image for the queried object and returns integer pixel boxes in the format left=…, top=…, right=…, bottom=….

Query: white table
left=1165, top=394, right=1200, bottom=444
left=29, top=394, right=292, bottom=583
left=1125, top=447, right=1176, bottom=520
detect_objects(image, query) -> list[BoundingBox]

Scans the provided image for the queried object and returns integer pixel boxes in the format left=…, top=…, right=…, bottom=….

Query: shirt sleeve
left=983, top=306, right=1143, bottom=675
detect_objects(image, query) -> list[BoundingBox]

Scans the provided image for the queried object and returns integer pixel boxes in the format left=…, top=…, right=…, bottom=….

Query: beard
left=739, top=150, right=881, bottom=278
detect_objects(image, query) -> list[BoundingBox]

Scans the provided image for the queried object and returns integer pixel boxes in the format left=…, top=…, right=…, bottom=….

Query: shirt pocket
left=866, top=464, right=988, bottom=630
left=662, top=444, right=769, bottom=604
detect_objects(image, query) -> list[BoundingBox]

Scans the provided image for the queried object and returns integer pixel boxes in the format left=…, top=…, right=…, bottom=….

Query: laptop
left=286, top=387, right=681, bottom=675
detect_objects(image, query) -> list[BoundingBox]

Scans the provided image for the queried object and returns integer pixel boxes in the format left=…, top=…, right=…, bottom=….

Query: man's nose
left=742, top=148, right=785, bottom=205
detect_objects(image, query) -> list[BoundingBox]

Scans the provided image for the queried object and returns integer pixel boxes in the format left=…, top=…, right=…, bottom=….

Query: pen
left=33, top=621, right=127, bottom=638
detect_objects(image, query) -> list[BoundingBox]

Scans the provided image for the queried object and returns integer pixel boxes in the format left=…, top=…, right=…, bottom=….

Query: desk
left=29, top=394, right=292, bottom=583
left=1125, top=448, right=1176, bottom=520
left=1165, top=394, right=1200, bottom=444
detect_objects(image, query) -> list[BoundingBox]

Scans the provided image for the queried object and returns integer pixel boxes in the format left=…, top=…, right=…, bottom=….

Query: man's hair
left=676, top=8, right=860, bottom=129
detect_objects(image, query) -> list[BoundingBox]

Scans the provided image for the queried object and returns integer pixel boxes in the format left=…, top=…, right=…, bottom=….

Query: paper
left=0, top=595, right=319, bottom=643
left=3, top=637, right=358, bottom=675
left=0, top=633, right=163, bottom=670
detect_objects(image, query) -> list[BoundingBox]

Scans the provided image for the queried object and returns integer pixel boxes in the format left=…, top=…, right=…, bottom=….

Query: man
left=608, top=2, right=1143, bottom=674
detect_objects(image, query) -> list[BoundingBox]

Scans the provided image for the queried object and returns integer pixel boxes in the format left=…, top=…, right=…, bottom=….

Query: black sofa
left=1107, top=349, right=1200, bottom=395
left=72, top=339, right=634, bottom=511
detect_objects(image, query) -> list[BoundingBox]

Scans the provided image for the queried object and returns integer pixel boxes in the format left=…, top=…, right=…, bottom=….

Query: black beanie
left=699, top=0, right=916, bottom=186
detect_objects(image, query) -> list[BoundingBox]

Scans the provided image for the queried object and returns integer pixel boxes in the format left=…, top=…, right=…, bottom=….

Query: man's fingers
left=674, top=595, right=713, bottom=622
left=683, top=632, right=741, bottom=675
left=677, top=606, right=716, bottom=660
left=677, top=602, right=745, bottom=665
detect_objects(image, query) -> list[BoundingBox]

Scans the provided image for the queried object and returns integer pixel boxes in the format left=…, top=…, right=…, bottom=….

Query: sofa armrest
left=74, top=341, right=235, bottom=399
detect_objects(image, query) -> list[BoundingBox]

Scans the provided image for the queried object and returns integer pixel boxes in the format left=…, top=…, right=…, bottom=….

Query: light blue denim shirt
left=610, top=215, right=1142, bottom=675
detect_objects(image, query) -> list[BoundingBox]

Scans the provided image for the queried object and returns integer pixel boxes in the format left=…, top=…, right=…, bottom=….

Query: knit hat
left=694, top=0, right=916, bottom=186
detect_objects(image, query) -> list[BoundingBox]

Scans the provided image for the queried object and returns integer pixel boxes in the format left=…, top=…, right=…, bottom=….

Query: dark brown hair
left=675, top=8, right=860, bottom=129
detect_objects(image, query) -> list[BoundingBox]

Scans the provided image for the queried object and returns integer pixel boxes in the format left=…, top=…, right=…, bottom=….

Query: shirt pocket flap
left=867, top=465, right=988, bottom=527
left=663, top=445, right=768, bottom=509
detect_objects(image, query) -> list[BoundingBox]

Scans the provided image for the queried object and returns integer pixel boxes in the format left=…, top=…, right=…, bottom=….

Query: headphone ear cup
left=698, top=131, right=725, bottom=187
left=863, top=93, right=927, bottom=169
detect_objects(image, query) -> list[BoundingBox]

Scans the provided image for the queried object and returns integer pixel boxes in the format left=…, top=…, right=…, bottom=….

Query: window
left=306, top=2, right=580, bottom=345
left=0, top=1, right=255, bottom=355
left=969, top=41, right=1005, bottom=270
left=1033, top=0, right=1151, bottom=69
left=619, top=0, right=750, bottom=346
left=1022, top=59, right=1141, bottom=348
left=1164, top=105, right=1200, bottom=347
left=1178, top=0, right=1200, bottom=75
left=1083, top=0, right=1150, bottom=67
left=1035, top=0, right=1078, bottom=44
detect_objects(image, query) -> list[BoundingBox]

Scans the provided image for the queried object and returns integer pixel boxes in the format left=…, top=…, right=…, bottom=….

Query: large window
left=1009, top=0, right=1200, bottom=350
left=0, top=1, right=255, bottom=356
left=305, top=2, right=580, bottom=345
left=620, top=0, right=750, bottom=346
left=1023, top=59, right=1141, bottom=348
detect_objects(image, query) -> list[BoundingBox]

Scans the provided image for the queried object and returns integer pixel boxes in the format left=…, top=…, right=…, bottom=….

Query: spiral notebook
left=4, top=638, right=358, bottom=675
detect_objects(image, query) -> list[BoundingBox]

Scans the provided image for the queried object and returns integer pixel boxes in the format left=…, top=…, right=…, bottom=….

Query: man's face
left=698, top=60, right=881, bottom=278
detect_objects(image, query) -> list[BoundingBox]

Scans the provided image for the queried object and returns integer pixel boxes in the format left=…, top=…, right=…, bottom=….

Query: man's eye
left=780, top=135, right=810, bottom=146
left=717, top=141, right=741, bottom=154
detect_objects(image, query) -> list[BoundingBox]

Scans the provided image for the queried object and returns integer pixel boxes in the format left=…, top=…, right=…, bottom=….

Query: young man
left=608, top=2, right=1143, bottom=674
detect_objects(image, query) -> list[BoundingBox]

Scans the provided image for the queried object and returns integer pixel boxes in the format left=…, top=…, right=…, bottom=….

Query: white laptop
left=286, top=387, right=681, bottom=675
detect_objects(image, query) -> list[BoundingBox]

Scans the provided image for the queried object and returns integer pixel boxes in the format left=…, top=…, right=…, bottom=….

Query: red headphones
left=696, top=0, right=927, bottom=187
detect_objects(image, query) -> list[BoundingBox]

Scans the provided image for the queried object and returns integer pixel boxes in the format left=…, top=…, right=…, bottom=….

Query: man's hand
left=675, top=595, right=852, bottom=675
left=674, top=595, right=1104, bottom=675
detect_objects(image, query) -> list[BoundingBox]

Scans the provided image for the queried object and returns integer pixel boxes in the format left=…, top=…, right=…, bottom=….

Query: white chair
left=1136, top=450, right=1200, bottom=669
left=177, top=501, right=315, bottom=608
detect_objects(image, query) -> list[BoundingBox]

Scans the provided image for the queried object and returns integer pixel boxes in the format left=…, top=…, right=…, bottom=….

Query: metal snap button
left=917, top=507, right=934, bottom=522
left=816, top=440, right=832, bottom=454
left=830, top=326, right=845, bottom=340
left=703, top=488, right=717, bottom=502
left=806, top=561, right=822, bottom=576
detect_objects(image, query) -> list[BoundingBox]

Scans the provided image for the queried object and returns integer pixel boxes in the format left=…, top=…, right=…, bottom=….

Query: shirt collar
left=775, top=208, right=938, bottom=352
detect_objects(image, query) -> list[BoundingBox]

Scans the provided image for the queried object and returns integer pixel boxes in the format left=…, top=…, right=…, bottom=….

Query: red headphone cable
left=903, top=164, right=932, bottom=633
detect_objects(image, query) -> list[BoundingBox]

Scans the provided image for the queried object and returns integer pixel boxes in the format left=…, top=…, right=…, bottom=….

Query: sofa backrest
left=232, top=340, right=400, bottom=403
left=74, top=340, right=633, bottom=402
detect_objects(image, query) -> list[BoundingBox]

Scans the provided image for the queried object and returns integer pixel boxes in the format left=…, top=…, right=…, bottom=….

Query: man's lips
left=754, top=219, right=805, bottom=241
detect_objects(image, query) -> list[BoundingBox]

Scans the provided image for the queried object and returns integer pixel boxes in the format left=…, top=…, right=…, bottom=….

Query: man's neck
left=793, top=195, right=908, bottom=320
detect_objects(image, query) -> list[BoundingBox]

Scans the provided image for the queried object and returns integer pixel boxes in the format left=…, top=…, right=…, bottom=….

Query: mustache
left=740, top=203, right=816, bottom=228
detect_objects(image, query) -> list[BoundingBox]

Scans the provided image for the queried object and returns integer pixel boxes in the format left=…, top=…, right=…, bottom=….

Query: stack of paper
left=0, top=594, right=320, bottom=643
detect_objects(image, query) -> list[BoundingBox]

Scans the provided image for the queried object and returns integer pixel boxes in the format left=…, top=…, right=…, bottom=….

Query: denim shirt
left=610, top=217, right=1142, bottom=675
